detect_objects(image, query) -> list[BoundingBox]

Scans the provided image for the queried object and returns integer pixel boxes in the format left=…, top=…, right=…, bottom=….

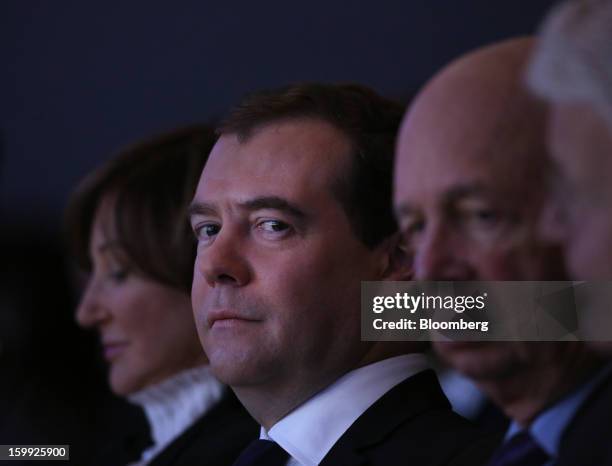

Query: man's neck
left=478, top=350, right=604, bottom=426
left=235, top=343, right=420, bottom=430
left=233, top=370, right=349, bottom=430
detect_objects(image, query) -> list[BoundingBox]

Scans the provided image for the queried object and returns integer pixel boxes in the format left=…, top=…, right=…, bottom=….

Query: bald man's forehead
left=394, top=105, right=546, bottom=216
left=401, top=37, right=542, bottom=149
left=429, top=37, right=534, bottom=91
left=395, top=36, right=548, bottom=204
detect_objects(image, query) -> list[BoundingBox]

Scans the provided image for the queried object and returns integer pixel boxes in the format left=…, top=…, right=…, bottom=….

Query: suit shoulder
left=365, top=406, right=500, bottom=466
left=557, top=373, right=612, bottom=466
left=321, top=369, right=500, bottom=466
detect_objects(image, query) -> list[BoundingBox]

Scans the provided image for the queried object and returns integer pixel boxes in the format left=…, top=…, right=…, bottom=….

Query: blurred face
left=541, top=102, right=612, bottom=280
left=394, top=107, right=565, bottom=380
left=394, top=123, right=560, bottom=282
left=76, top=198, right=206, bottom=395
left=190, top=119, right=387, bottom=394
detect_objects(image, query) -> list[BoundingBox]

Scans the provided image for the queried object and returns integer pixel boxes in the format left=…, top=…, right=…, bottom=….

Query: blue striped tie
left=486, top=431, right=550, bottom=466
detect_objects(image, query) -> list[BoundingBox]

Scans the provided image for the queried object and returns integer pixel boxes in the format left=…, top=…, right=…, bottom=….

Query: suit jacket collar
left=264, top=354, right=429, bottom=466
left=319, top=369, right=450, bottom=465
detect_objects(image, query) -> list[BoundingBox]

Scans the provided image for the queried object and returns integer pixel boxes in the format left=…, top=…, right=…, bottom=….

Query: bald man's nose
left=413, top=224, right=471, bottom=281
left=196, top=229, right=252, bottom=288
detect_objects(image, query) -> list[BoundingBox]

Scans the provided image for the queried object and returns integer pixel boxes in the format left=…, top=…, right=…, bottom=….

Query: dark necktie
left=233, top=439, right=290, bottom=466
left=486, top=430, right=550, bottom=466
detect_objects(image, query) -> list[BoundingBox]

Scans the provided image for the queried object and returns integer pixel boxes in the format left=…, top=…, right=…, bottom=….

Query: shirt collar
left=506, top=362, right=612, bottom=459
left=260, top=354, right=429, bottom=466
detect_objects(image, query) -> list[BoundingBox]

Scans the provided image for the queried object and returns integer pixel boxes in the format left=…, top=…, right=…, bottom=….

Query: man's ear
left=378, top=232, right=412, bottom=281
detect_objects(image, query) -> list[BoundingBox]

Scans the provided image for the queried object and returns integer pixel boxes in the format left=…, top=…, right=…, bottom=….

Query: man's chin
left=206, top=351, right=264, bottom=387
left=435, top=341, right=520, bottom=381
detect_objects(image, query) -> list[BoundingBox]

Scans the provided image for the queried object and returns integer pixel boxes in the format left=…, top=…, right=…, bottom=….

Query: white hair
left=527, top=0, right=612, bottom=128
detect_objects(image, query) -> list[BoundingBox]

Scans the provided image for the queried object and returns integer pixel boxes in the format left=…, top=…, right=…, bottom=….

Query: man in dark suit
left=526, top=0, right=612, bottom=464
left=189, top=83, right=494, bottom=465
left=394, top=35, right=609, bottom=466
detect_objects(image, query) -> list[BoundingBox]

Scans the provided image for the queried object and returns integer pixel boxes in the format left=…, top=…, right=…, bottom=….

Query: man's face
left=190, top=118, right=384, bottom=394
left=542, top=102, right=612, bottom=280
left=394, top=108, right=565, bottom=380
left=394, top=117, right=562, bottom=282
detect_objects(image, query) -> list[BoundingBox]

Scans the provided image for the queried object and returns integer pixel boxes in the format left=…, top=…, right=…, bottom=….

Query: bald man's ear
left=378, top=232, right=413, bottom=281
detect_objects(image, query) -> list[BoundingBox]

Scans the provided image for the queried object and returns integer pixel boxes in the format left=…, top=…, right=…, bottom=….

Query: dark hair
left=65, top=126, right=216, bottom=292
left=218, top=82, right=405, bottom=248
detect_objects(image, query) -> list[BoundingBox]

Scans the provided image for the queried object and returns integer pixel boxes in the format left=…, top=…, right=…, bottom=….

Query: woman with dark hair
left=65, top=126, right=257, bottom=466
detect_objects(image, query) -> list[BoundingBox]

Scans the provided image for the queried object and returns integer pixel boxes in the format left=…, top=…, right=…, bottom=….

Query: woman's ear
left=378, top=232, right=413, bottom=281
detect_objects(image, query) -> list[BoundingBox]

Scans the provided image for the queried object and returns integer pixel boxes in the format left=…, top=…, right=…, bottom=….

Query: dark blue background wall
left=2, top=0, right=557, bottom=230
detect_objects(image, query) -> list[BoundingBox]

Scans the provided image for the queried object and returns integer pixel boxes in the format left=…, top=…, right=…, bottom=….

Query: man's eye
left=108, top=267, right=130, bottom=283
left=459, top=208, right=509, bottom=238
left=195, top=223, right=220, bottom=242
left=256, top=220, right=292, bottom=238
left=471, top=209, right=501, bottom=225
left=260, top=220, right=288, bottom=232
left=400, top=218, right=425, bottom=236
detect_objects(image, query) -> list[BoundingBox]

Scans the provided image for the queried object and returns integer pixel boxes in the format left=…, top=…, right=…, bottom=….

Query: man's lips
left=206, top=309, right=260, bottom=329
left=101, top=340, right=129, bottom=360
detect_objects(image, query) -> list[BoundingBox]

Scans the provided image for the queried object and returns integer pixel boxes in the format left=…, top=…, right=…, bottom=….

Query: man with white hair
left=527, top=0, right=612, bottom=281
left=527, top=1, right=612, bottom=464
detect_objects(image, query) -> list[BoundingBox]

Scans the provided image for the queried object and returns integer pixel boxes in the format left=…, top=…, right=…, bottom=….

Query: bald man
left=394, top=37, right=607, bottom=466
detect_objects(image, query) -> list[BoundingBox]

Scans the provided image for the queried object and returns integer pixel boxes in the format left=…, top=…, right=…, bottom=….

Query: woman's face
left=76, top=199, right=207, bottom=395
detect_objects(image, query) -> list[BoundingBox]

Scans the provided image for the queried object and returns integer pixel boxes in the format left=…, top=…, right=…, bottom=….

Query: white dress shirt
left=260, top=353, right=429, bottom=466
left=127, top=365, right=224, bottom=466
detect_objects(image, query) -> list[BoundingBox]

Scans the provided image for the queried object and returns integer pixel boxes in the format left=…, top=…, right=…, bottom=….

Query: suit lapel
left=320, top=369, right=450, bottom=466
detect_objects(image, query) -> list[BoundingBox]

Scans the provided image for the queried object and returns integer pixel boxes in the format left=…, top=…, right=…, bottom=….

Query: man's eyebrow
left=188, top=197, right=307, bottom=220
left=187, top=202, right=217, bottom=219
left=238, top=196, right=306, bottom=219
left=444, top=183, right=490, bottom=202
left=394, top=184, right=492, bottom=218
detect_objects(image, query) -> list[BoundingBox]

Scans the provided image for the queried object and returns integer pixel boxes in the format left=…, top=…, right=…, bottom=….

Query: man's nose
left=195, top=226, right=252, bottom=288
left=413, top=221, right=473, bottom=281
